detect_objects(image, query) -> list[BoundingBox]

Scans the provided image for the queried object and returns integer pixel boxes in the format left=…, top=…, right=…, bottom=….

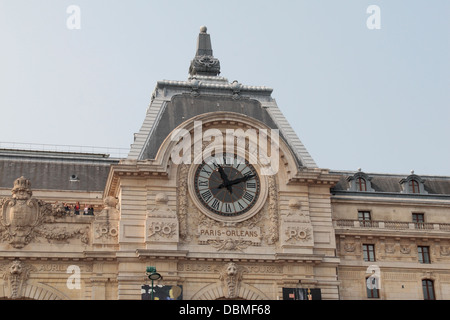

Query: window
left=422, top=279, right=435, bottom=300
left=366, top=277, right=380, bottom=298
left=409, top=179, right=420, bottom=194
left=357, top=177, right=367, bottom=191
left=358, top=211, right=372, bottom=227
left=418, top=246, right=431, bottom=264
left=412, top=213, right=425, bottom=229
left=363, top=244, right=376, bottom=262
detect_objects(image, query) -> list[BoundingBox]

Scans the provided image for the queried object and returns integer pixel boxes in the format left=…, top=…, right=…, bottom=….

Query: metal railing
left=0, top=141, right=130, bottom=159
left=335, top=219, right=450, bottom=232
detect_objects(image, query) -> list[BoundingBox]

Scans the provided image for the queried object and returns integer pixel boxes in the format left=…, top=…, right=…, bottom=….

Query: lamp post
left=146, top=266, right=162, bottom=300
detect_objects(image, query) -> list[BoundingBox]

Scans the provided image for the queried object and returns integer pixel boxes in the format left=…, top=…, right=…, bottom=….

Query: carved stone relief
left=93, top=196, right=119, bottom=245
left=440, top=246, right=450, bottom=257
left=267, top=175, right=279, bottom=245
left=0, top=177, right=90, bottom=249
left=145, top=193, right=179, bottom=249
left=280, top=198, right=314, bottom=251
left=1, top=260, right=34, bottom=299
left=177, top=164, right=190, bottom=242
left=217, top=262, right=247, bottom=299
left=194, top=208, right=264, bottom=252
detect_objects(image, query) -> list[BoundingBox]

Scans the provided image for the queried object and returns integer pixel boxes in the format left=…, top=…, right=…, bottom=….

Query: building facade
left=0, top=27, right=448, bottom=300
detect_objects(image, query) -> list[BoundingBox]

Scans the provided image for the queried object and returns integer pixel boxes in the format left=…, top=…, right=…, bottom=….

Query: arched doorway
left=0, top=283, right=68, bottom=300
left=191, top=282, right=270, bottom=300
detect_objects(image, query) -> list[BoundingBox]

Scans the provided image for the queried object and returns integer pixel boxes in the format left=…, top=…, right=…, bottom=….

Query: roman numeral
left=198, top=180, right=208, bottom=187
left=201, top=168, right=212, bottom=175
left=224, top=203, right=232, bottom=213
left=246, top=182, right=256, bottom=189
left=237, top=201, right=245, bottom=210
left=201, top=190, right=212, bottom=202
left=243, top=170, right=253, bottom=177
left=243, top=192, right=254, bottom=202
left=211, top=199, right=221, bottom=210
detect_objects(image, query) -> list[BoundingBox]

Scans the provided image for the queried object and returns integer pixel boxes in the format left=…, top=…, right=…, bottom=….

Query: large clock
left=193, top=153, right=261, bottom=218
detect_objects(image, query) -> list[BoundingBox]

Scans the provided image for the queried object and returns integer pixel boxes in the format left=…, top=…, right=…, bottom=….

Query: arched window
left=357, top=177, right=367, bottom=191
left=409, top=179, right=420, bottom=194
left=422, top=279, right=435, bottom=300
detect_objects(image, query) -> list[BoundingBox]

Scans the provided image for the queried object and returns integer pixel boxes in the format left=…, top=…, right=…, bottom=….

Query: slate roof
left=0, top=149, right=119, bottom=192
left=331, top=171, right=450, bottom=196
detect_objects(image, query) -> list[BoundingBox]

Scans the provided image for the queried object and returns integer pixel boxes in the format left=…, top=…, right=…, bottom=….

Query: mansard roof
left=128, top=27, right=317, bottom=169
left=332, top=170, right=450, bottom=196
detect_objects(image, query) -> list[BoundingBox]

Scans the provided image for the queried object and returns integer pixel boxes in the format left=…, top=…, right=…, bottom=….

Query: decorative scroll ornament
left=189, top=55, right=221, bottom=76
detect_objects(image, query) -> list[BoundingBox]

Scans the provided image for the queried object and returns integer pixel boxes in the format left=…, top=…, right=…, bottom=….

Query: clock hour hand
left=217, top=165, right=233, bottom=194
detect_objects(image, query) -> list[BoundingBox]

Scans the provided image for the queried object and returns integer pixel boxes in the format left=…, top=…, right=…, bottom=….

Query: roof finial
left=189, top=26, right=221, bottom=76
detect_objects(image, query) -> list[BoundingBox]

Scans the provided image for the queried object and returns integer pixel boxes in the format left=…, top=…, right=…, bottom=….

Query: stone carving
left=1, top=260, right=34, bottom=299
left=267, top=175, right=279, bottom=245
left=280, top=198, right=313, bottom=251
left=93, top=196, right=119, bottom=244
left=218, top=262, right=247, bottom=299
left=400, top=245, right=411, bottom=254
left=0, top=177, right=91, bottom=248
left=194, top=208, right=263, bottom=251
left=209, top=239, right=253, bottom=252
left=96, top=196, right=120, bottom=220
left=177, top=164, right=190, bottom=242
left=231, top=81, right=242, bottom=100
left=440, top=246, right=450, bottom=256
left=344, top=242, right=356, bottom=252
left=145, top=193, right=179, bottom=249
left=37, top=225, right=90, bottom=244
left=190, top=55, right=220, bottom=76
left=284, top=226, right=312, bottom=243
left=0, top=177, right=46, bottom=248
left=385, top=243, right=396, bottom=254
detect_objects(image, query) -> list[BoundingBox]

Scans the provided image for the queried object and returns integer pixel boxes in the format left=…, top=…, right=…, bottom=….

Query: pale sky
left=0, top=1, right=449, bottom=176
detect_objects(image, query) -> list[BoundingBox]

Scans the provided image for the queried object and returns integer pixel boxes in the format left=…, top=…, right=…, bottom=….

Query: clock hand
left=217, top=165, right=229, bottom=183
left=225, top=174, right=256, bottom=187
left=217, top=165, right=233, bottom=194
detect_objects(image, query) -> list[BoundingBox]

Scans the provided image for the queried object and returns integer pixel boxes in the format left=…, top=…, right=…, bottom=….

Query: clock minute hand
left=227, top=174, right=256, bottom=187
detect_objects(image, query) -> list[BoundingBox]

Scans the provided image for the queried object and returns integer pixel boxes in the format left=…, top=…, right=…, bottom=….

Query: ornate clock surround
left=187, top=148, right=268, bottom=224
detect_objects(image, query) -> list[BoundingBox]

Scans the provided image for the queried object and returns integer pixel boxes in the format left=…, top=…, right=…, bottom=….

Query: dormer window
left=347, top=169, right=374, bottom=192
left=400, top=171, right=428, bottom=194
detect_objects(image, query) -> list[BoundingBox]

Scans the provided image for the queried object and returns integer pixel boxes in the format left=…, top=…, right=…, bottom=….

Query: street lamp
left=146, top=266, right=162, bottom=300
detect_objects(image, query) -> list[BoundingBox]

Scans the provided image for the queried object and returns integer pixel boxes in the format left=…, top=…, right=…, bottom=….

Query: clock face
left=193, top=153, right=261, bottom=217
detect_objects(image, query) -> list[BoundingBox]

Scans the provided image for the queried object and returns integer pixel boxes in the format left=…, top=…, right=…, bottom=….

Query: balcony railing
left=335, top=219, right=450, bottom=232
